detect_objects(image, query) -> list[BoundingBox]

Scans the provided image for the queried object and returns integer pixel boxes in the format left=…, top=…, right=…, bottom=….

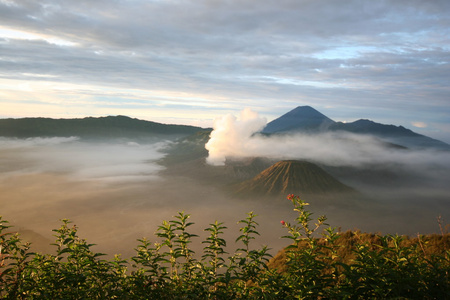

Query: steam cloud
left=205, top=109, right=450, bottom=171
left=206, top=108, right=267, bottom=166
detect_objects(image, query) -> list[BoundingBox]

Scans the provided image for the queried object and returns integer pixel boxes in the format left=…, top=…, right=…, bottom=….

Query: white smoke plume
left=205, top=108, right=267, bottom=165
left=205, top=109, right=450, bottom=170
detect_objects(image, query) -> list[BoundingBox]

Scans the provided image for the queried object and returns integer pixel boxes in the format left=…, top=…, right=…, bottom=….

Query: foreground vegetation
left=1, top=195, right=449, bottom=299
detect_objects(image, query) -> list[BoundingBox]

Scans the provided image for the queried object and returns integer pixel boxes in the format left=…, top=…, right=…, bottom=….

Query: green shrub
left=0, top=195, right=448, bottom=299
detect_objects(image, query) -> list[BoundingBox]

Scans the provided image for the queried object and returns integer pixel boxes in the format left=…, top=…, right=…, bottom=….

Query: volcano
left=262, top=106, right=335, bottom=134
left=234, top=160, right=354, bottom=197
left=261, top=106, right=450, bottom=150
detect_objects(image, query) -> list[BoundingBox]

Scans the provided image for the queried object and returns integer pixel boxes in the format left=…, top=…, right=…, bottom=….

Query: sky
left=0, top=0, right=449, bottom=143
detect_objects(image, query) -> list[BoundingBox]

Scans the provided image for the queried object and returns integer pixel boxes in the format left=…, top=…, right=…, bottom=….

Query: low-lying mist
left=206, top=109, right=450, bottom=171
left=1, top=111, right=449, bottom=260
left=0, top=137, right=167, bottom=182
left=204, top=109, right=450, bottom=234
left=0, top=137, right=293, bottom=257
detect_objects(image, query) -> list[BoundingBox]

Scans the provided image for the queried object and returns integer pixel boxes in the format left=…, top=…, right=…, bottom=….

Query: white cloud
left=205, top=108, right=267, bottom=165
left=0, top=137, right=167, bottom=183
left=0, top=0, right=449, bottom=142
left=206, top=110, right=450, bottom=170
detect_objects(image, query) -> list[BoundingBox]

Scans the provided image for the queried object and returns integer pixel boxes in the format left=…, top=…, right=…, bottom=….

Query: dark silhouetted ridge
left=262, top=106, right=449, bottom=150
left=235, top=160, right=354, bottom=196
left=0, top=116, right=203, bottom=139
left=330, top=119, right=450, bottom=150
left=331, top=119, right=419, bottom=136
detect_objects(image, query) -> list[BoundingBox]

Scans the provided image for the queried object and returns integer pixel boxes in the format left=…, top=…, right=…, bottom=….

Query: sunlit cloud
left=412, top=121, right=427, bottom=128
left=0, top=26, right=77, bottom=46
left=0, top=0, right=448, bottom=142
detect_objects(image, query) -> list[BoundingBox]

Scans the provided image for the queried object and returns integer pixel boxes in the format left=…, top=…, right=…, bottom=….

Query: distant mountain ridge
left=262, top=106, right=450, bottom=150
left=0, top=115, right=203, bottom=139
left=2, top=107, right=448, bottom=150
left=329, top=119, right=449, bottom=150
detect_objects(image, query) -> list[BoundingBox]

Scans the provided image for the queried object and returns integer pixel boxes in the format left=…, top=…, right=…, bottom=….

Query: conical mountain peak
left=235, top=160, right=354, bottom=196
left=262, top=106, right=335, bottom=134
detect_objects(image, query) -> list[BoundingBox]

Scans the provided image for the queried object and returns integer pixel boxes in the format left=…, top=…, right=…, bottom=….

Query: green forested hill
left=0, top=115, right=204, bottom=139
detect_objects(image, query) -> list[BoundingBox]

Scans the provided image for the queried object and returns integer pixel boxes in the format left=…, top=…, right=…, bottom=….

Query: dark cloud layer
left=0, top=0, right=449, bottom=141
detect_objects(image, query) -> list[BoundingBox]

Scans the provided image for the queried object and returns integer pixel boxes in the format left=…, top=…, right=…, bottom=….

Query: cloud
left=0, top=136, right=79, bottom=147
left=205, top=110, right=450, bottom=172
left=205, top=108, right=267, bottom=165
left=0, top=135, right=296, bottom=258
left=0, top=118, right=448, bottom=260
left=0, top=0, right=449, bottom=142
left=412, top=121, right=427, bottom=128
left=0, top=137, right=167, bottom=183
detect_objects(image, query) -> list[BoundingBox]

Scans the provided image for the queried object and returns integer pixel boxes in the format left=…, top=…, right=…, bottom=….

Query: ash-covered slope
left=235, top=160, right=354, bottom=196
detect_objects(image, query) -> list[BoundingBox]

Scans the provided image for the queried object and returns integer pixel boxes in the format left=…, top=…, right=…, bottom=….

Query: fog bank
left=205, top=110, right=450, bottom=187
left=0, top=137, right=167, bottom=183
left=1, top=131, right=449, bottom=259
left=0, top=137, right=292, bottom=257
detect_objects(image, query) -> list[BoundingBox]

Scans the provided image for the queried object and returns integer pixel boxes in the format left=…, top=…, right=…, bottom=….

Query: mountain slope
left=330, top=119, right=450, bottom=150
left=235, top=160, right=354, bottom=196
left=262, top=106, right=335, bottom=134
left=0, top=116, right=203, bottom=139
left=261, top=106, right=450, bottom=150
left=160, top=130, right=212, bottom=165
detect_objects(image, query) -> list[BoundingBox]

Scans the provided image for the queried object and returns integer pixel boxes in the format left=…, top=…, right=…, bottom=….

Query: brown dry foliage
left=267, top=230, right=450, bottom=273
